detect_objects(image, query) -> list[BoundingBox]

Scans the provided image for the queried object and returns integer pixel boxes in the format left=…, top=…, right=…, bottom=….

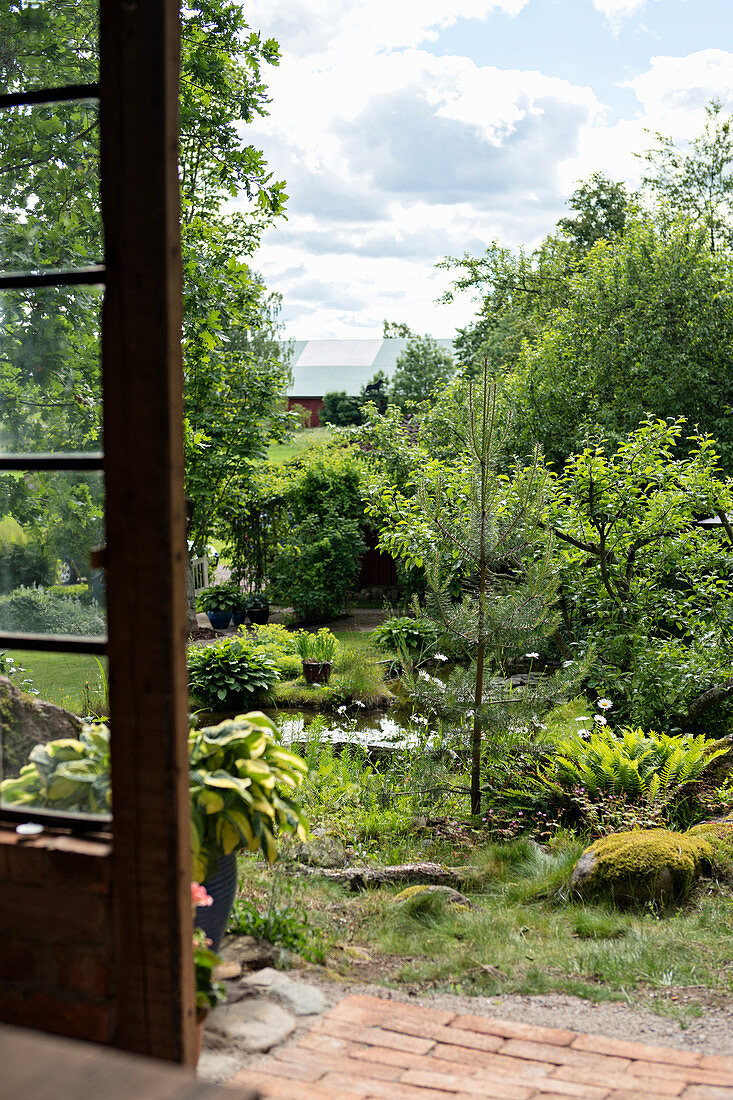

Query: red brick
left=476, top=1068, right=610, bottom=1099
left=319, top=1070, right=467, bottom=1099
left=550, top=1064, right=684, bottom=1096
left=402, top=1067, right=533, bottom=1099
left=610, top=1093, right=693, bottom=1100
left=683, top=1088, right=733, bottom=1100
left=229, top=1070, right=345, bottom=1099
left=314, top=1017, right=435, bottom=1055
left=700, top=1056, right=733, bottom=1075
left=570, top=1033, right=701, bottom=1066
left=452, top=1014, right=576, bottom=1047
left=249, top=1058, right=325, bottom=1084
left=433, top=1042, right=552, bottom=1078
left=499, top=1038, right=631, bottom=1072
left=630, top=1062, right=733, bottom=1087
left=329, top=993, right=456, bottom=1027
left=274, top=1046, right=403, bottom=1082
left=386, top=1016, right=505, bottom=1052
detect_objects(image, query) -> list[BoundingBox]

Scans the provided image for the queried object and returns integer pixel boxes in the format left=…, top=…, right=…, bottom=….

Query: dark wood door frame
left=101, top=0, right=195, bottom=1063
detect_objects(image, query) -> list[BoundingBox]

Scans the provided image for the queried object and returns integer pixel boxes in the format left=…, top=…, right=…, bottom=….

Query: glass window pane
left=0, top=284, right=102, bottom=452
left=0, top=100, right=101, bottom=274
left=0, top=0, right=98, bottom=96
left=0, top=469, right=106, bottom=633
left=0, top=646, right=110, bottom=819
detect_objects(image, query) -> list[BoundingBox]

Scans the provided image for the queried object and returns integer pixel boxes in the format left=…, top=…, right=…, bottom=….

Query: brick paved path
left=229, top=994, right=733, bottom=1099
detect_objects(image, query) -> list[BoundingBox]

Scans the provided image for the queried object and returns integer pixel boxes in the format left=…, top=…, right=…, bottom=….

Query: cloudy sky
left=240, top=0, right=733, bottom=340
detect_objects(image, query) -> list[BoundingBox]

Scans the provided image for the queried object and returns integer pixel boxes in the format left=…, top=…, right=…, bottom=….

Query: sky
left=239, top=0, right=733, bottom=340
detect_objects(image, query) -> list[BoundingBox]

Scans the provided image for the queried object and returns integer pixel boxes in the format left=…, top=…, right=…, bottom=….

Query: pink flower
left=191, top=882, right=213, bottom=908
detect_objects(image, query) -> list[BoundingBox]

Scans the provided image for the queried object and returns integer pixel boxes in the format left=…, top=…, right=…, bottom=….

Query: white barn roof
left=286, top=338, right=455, bottom=398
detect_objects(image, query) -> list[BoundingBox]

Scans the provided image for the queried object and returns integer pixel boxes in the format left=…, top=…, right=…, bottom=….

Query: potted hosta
left=245, top=591, right=270, bottom=626
left=296, top=628, right=337, bottom=684
left=197, top=583, right=237, bottom=630
left=1, top=712, right=309, bottom=953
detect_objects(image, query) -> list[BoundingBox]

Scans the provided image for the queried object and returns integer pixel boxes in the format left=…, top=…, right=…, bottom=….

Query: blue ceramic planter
left=195, top=851, right=238, bottom=952
left=206, top=610, right=232, bottom=630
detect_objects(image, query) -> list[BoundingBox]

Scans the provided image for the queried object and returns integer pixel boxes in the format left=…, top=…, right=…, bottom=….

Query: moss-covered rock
left=391, top=884, right=474, bottom=910
left=0, top=675, right=81, bottom=778
left=687, top=818, right=733, bottom=877
left=570, top=828, right=713, bottom=906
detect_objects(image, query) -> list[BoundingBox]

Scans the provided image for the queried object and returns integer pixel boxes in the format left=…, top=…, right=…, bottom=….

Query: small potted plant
left=245, top=591, right=270, bottom=626
left=297, top=628, right=337, bottom=684
left=228, top=586, right=249, bottom=628
left=197, top=583, right=236, bottom=630
left=191, top=882, right=225, bottom=1059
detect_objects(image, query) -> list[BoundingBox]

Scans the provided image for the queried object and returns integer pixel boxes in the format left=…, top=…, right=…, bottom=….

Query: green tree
left=546, top=418, right=733, bottom=729
left=506, top=217, right=733, bottom=469
left=640, top=98, right=733, bottom=254
left=558, top=172, right=634, bottom=252
left=390, top=334, right=456, bottom=409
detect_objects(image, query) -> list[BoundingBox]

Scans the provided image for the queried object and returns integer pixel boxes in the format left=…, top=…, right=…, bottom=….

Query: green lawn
left=268, top=427, right=334, bottom=464
left=9, top=650, right=108, bottom=715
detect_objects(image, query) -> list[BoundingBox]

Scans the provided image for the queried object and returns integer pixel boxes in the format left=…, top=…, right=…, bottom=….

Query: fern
left=537, top=725, right=727, bottom=803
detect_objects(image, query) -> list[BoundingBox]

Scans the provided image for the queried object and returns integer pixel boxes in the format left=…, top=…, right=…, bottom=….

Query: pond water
left=273, top=708, right=467, bottom=754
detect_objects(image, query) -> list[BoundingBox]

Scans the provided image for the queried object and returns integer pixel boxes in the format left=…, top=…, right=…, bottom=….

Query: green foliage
left=47, top=583, right=90, bottom=601
left=197, top=582, right=247, bottom=614
left=0, top=723, right=111, bottom=813
left=189, top=712, right=308, bottom=880
left=332, top=645, right=389, bottom=708
left=537, top=725, right=726, bottom=800
left=320, top=391, right=363, bottom=427
left=390, top=334, right=455, bottom=409
left=269, top=514, right=365, bottom=622
left=244, top=622, right=299, bottom=653
left=547, top=417, right=733, bottom=727
left=557, top=172, right=634, bottom=253
left=533, top=724, right=728, bottom=833
left=640, top=98, right=733, bottom=255
left=370, top=615, right=439, bottom=659
left=0, top=587, right=104, bottom=636
left=228, top=885, right=325, bottom=962
left=187, top=638, right=280, bottom=709
left=193, top=926, right=225, bottom=1015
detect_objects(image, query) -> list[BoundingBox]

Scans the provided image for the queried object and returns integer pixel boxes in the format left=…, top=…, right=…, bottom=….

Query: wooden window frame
left=0, top=0, right=195, bottom=1063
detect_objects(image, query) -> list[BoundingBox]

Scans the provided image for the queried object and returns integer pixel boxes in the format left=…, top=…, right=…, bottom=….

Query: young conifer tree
left=416, top=365, right=561, bottom=814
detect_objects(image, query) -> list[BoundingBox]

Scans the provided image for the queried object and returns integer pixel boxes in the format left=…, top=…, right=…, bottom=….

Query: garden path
left=227, top=992, right=733, bottom=1099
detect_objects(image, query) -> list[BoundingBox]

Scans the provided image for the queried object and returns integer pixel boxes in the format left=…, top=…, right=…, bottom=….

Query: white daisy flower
left=594, top=714, right=608, bottom=725
left=575, top=716, right=590, bottom=722
left=597, top=698, right=613, bottom=710
left=434, top=652, right=448, bottom=662
left=525, top=652, right=540, bottom=659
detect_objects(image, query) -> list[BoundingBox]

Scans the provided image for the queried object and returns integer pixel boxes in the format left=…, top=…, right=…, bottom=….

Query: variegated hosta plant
left=0, top=723, right=111, bottom=813
left=189, top=711, right=308, bottom=881
left=1, top=712, right=308, bottom=882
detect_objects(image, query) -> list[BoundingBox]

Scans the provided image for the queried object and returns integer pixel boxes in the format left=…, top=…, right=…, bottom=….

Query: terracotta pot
left=302, top=659, right=332, bottom=684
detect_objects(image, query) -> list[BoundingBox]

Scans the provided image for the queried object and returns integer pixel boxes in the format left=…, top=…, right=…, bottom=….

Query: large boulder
left=0, top=675, right=82, bottom=777
left=571, top=828, right=713, bottom=906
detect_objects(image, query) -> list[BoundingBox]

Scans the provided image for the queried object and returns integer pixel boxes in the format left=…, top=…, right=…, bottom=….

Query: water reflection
left=276, top=710, right=465, bottom=753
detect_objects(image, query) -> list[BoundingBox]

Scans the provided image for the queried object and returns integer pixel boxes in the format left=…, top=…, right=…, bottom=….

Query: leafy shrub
left=47, top=583, right=91, bottom=601
left=320, top=391, right=362, bottom=427
left=197, top=582, right=247, bottom=614
left=0, top=723, right=111, bottom=813
left=228, top=891, right=326, bottom=962
left=0, top=587, right=104, bottom=635
left=371, top=615, right=438, bottom=659
left=243, top=622, right=299, bottom=653
left=187, top=639, right=280, bottom=709
left=252, top=644, right=301, bottom=680
left=533, top=724, right=728, bottom=832
left=0, top=517, right=55, bottom=590
left=269, top=515, right=365, bottom=622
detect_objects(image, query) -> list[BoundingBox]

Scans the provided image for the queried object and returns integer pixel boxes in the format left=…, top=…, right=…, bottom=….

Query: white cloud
left=246, top=0, right=530, bottom=58
left=237, top=3, right=733, bottom=340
